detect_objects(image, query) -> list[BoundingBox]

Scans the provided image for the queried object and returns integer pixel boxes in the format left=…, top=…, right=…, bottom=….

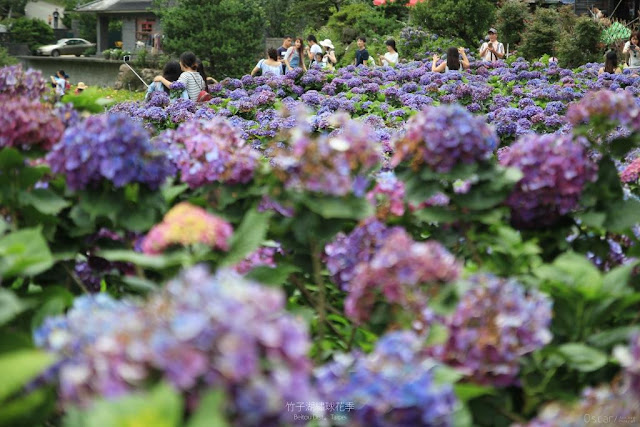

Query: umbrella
left=601, top=22, right=632, bottom=44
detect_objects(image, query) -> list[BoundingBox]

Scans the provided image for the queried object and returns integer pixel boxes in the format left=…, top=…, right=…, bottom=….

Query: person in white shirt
left=378, top=39, right=399, bottom=67
left=623, top=31, right=640, bottom=69
left=306, top=35, right=324, bottom=67
left=479, top=28, right=505, bottom=62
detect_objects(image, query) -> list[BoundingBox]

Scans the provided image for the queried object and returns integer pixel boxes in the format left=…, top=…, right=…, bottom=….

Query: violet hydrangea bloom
left=429, top=275, right=552, bottom=387
left=345, top=228, right=461, bottom=324
left=325, top=218, right=398, bottom=291
left=0, top=64, right=46, bottom=98
left=392, top=104, right=497, bottom=173
left=499, top=133, right=597, bottom=229
left=315, top=330, right=459, bottom=427
left=141, top=202, right=233, bottom=254
left=366, top=170, right=406, bottom=219
left=34, top=266, right=318, bottom=425
left=46, top=113, right=175, bottom=190
left=234, top=243, right=283, bottom=274
left=0, top=95, right=64, bottom=150
left=157, top=117, right=259, bottom=188
left=566, top=89, right=640, bottom=131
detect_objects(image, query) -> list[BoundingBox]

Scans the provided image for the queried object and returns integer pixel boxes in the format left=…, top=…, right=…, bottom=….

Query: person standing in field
left=355, top=36, right=369, bottom=66
left=306, top=35, right=323, bottom=67
left=479, top=28, right=505, bottom=62
left=277, top=36, right=292, bottom=74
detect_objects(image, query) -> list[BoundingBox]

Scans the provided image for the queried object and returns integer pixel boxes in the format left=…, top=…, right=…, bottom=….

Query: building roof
left=75, top=0, right=154, bottom=14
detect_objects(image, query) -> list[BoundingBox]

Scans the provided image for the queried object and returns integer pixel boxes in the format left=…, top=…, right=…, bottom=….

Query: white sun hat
left=319, top=39, right=335, bottom=50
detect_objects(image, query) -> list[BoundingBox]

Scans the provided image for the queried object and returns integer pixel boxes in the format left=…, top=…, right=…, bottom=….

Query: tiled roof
left=75, top=0, right=154, bottom=14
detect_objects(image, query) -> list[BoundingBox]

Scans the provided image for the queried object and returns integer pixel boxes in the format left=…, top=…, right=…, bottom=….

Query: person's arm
left=284, top=53, right=292, bottom=70
left=251, top=66, right=260, bottom=76
left=432, top=55, right=446, bottom=72
left=306, top=46, right=314, bottom=60
left=153, top=75, right=172, bottom=89
left=495, top=43, right=505, bottom=59
left=479, top=42, right=488, bottom=59
left=459, top=48, right=470, bottom=69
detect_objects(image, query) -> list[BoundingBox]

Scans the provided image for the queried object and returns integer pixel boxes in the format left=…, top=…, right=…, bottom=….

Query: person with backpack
left=50, top=69, right=67, bottom=101
left=153, top=52, right=209, bottom=102
left=479, top=28, right=505, bottom=62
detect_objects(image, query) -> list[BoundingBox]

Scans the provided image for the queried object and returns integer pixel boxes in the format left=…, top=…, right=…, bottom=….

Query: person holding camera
left=479, top=28, right=504, bottom=62
left=623, top=32, right=640, bottom=70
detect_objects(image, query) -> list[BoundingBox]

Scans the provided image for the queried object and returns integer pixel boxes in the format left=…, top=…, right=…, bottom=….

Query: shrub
left=9, top=17, right=54, bottom=52
left=556, top=17, right=603, bottom=68
left=0, top=46, right=16, bottom=66
left=519, top=7, right=560, bottom=60
left=327, top=3, right=402, bottom=45
left=496, top=0, right=530, bottom=47
left=409, top=0, right=496, bottom=46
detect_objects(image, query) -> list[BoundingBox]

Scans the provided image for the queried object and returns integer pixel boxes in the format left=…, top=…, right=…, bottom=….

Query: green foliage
left=157, top=0, right=266, bottom=78
left=0, top=46, right=16, bottom=66
left=0, top=0, right=29, bottom=19
left=10, top=17, right=55, bottom=52
left=519, top=8, right=560, bottom=60
left=61, top=87, right=117, bottom=113
left=62, top=0, right=97, bottom=42
left=496, top=0, right=530, bottom=47
left=327, top=3, right=402, bottom=45
left=556, top=17, right=603, bottom=68
left=283, top=0, right=336, bottom=35
left=409, top=0, right=496, bottom=46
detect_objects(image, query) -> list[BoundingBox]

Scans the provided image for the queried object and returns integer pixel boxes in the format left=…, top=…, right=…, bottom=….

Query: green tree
left=519, top=7, right=560, bottom=60
left=556, top=16, right=602, bottom=68
left=496, top=0, right=530, bottom=47
left=0, top=46, right=17, bottom=66
left=409, top=0, right=497, bottom=46
left=62, top=0, right=97, bottom=42
left=327, top=3, right=402, bottom=45
left=0, top=0, right=29, bottom=20
left=10, top=17, right=54, bottom=52
left=156, top=0, right=266, bottom=78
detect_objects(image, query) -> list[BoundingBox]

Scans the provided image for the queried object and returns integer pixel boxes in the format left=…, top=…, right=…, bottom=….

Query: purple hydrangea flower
left=0, top=95, right=64, bottom=150
left=46, top=113, right=175, bottom=190
left=499, top=134, right=597, bottom=228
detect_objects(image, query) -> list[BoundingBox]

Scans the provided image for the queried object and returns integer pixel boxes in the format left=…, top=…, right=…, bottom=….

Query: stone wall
left=17, top=56, right=124, bottom=87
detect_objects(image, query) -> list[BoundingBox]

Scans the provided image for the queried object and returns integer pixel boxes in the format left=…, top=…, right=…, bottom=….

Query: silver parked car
left=36, top=38, right=95, bottom=57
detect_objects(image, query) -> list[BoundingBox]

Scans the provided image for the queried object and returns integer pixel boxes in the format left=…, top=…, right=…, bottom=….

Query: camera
left=123, top=55, right=131, bottom=62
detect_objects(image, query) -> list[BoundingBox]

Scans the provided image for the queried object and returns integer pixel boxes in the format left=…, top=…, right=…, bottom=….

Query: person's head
left=283, top=36, right=292, bottom=48
left=57, top=69, right=65, bottom=78
left=357, top=36, right=366, bottom=49
left=162, top=60, right=182, bottom=82
left=315, top=52, right=323, bottom=62
left=385, top=39, right=397, bottom=53
left=604, top=50, right=619, bottom=73
left=631, top=31, right=640, bottom=45
left=488, top=28, right=498, bottom=42
left=267, top=47, right=278, bottom=61
left=307, top=35, right=317, bottom=45
left=179, top=51, right=198, bottom=71
left=295, top=37, right=304, bottom=55
left=76, top=82, right=87, bottom=93
left=446, top=47, right=460, bottom=71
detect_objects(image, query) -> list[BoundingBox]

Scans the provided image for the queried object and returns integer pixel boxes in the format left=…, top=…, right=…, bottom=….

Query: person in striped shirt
left=153, top=51, right=206, bottom=102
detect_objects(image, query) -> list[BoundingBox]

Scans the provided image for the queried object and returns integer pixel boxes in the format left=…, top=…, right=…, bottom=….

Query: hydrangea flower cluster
left=566, top=89, right=640, bottom=131
left=325, top=218, right=399, bottom=291
left=429, top=275, right=553, bottom=386
left=366, top=170, right=406, bottom=219
left=234, top=243, right=283, bottom=274
left=34, top=266, right=317, bottom=424
left=141, top=202, right=233, bottom=254
left=0, top=95, right=64, bottom=150
left=315, top=331, right=459, bottom=427
left=345, top=228, right=461, bottom=324
left=620, top=157, right=640, bottom=183
left=269, top=112, right=382, bottom=196
left=499, top=134, right=597, bottom=228
left=392, top=104, right=498, bottom=173
left=46, top=114, right=175, bottom=190
left=157, top=117, right=259, bottom=188
left=0, top=64, right=46, bottom=98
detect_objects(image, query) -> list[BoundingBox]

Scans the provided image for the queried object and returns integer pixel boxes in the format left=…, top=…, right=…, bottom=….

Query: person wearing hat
left=319, top=39, right=337, bottom=70
left=479, top=28, right=505, bottom=62
left=74, top=82, right=88, bottom=95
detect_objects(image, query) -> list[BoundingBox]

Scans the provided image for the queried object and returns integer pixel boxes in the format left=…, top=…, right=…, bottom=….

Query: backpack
left=65, top=81, right=71, bottom=91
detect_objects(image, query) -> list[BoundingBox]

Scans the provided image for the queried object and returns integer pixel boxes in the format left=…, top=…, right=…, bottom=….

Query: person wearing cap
left=480, top=28, right=505, bottom=62
left=74, top=82, right=88, bottom=95
left=319, top=39, right=337, bottom=70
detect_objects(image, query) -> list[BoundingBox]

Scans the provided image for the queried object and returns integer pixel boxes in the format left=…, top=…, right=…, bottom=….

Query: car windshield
left=56, top=40, right=66, bottom=45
